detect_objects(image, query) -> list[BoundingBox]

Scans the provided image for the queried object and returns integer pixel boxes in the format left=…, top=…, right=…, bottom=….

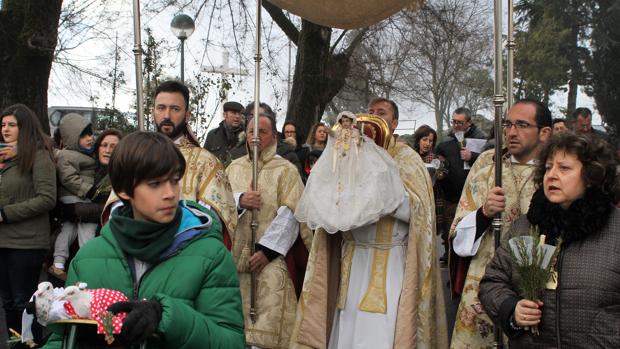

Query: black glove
left=107, top=300, right=162, bottom=344
left=72, top=202, right=104, bottom=223
left=60, top=203, right=77, bottom=222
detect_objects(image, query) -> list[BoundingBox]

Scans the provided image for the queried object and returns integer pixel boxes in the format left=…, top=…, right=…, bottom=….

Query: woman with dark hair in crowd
left=413, top=125, right=438, bottom=162
left=0, top=104, right=57, bottom=339
left=413, top=125, right=448, bottom=259
left=480, top=132, right=620, bottom=348
left=60, top=128, right=123, bottom=233
left=282, top=121, right=305, bottom=148
left=282, top=121, right=314, bottom=182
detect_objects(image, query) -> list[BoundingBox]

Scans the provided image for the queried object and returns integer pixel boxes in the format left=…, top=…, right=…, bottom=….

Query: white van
left=48, top=106, right=104, bottom=137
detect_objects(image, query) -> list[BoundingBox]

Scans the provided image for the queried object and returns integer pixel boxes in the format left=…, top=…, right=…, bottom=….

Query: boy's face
left=79, top=133, right=94, bottom=149
left=118, top=174, right=181, bottom=223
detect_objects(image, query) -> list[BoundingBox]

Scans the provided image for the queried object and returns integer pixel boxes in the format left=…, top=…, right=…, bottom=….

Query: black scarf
left=526, top=188, right=614, bottom=246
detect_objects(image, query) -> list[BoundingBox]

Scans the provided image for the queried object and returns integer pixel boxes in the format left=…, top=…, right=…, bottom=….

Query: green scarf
left=109, top=205, right=182, bottom=264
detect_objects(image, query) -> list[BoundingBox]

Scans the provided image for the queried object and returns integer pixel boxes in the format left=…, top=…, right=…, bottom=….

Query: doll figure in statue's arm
left=332, top=111, right=361, bottom=157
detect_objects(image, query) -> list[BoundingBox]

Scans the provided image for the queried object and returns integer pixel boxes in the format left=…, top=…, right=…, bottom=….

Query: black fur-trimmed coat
left=479, top=188, right=620, bottom=349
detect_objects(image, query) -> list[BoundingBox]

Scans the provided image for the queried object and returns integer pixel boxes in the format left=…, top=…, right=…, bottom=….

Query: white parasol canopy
left=268, top=0, right=424, bottom=29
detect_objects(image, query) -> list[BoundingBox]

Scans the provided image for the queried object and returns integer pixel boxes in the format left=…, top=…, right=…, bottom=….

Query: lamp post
left=170, top=14, right=195, bottom=83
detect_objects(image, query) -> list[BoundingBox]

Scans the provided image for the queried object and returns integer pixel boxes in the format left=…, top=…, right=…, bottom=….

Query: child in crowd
left=42, top=131, right=244, bottom=349
left=49, top=114, right=97, bottom=280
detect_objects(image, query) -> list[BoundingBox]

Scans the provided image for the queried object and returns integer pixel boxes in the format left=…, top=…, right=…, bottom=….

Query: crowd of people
left=0, top=79, right=618, bottom=349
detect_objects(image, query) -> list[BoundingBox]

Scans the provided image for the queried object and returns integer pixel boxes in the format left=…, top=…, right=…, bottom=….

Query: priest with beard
left=104, top=80, right=237, bottom=240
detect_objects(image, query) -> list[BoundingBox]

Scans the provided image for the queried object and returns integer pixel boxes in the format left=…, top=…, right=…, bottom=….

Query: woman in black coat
left=479, top=133, right=620, bottom=348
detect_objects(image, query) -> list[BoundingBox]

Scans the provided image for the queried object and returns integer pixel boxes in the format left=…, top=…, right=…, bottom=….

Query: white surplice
left=329, top=196, right=410, bottom=349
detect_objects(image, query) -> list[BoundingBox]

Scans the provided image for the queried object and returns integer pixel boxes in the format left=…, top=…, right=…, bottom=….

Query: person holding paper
left=435, top=107, right=487, bottom=261
left=479, top=132, right=620, bottom=348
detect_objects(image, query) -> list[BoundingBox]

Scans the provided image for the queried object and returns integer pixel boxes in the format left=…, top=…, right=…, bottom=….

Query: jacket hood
left=160, top=201, right=217, bottom=259
left=59, top=113, right=91, bottom=151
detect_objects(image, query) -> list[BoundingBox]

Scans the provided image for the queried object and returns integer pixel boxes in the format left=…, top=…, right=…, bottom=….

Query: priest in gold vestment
left=449, top=99, right=552, bottom=349
left=104, top=81, right=237, bottom=235
left=290, top=98, right=448, bottom=349
left=227, top=111, right=312, bottom=349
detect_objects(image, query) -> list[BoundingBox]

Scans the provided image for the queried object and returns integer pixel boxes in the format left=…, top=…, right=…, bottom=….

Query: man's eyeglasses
left=451, top=120, right=466, bottom=126
left=502, top=120, right=538, bottom=130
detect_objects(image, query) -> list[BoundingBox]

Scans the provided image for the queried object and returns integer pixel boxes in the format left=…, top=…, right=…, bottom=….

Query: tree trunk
left=566, top=25, right=580, bottom=119
left=434, top=96, right=444, bottom=140
left=566, top=77, right=578, bottom=118
left=286, top=20, right=354, bottom=139
left=543, top=89, right=550, bottom=106
left=0, top=0, right=62, bottom=135
left=590, top=0, right=620, bottom=147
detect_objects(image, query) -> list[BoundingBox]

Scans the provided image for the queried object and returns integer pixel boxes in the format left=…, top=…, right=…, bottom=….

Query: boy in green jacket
left=43, top=132, right=245, bottom=348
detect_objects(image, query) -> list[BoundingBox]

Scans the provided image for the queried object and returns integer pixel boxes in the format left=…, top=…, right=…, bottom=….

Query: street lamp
left=170, top=13, right=195, bottom=83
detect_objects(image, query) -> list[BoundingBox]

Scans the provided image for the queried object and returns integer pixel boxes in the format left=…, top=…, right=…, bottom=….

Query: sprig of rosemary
left=509, top=226, right=562, bottom=335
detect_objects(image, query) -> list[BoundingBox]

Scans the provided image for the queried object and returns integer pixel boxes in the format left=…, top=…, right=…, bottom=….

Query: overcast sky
left=47, top=0, right=601, bottom=137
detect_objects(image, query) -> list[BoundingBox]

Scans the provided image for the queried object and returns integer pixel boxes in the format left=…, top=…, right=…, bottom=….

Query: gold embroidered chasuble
left=449, top=150, right=537, bottom=349
left=226, top=142, right=313, bottom=349
left=104, top=136, right=237, bottom=234
left=290, top=139, right=448, bottom=349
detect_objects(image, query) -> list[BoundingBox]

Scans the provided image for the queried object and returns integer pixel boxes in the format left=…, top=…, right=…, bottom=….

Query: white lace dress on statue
left=295, top=128, right=405, bottom=233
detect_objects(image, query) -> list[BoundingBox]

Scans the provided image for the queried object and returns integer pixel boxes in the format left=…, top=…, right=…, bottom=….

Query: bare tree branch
left=342, top=29, right=367, bottom=58
left=262, top=0, right=300, bottom=45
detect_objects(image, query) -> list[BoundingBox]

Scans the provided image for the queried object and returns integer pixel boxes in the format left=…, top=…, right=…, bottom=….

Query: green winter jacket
left=43, top=201, right=245, bottom=349
left=0, top=149, right=56, bottom=249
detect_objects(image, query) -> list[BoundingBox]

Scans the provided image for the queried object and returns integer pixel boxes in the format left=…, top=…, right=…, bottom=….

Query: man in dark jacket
left=204, top=101, right=245, bottom=167
left=435, top=107, right=487, bottom=260
left=572, top=107, right=609, bottom=142
left=229, top=102, right=303, bottom=175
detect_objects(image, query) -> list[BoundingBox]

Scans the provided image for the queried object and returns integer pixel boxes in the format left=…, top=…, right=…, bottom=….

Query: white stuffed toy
left=60, top=285, right=93, bottom=319
left=22, top=282, right=128, bottom=345
left=21, top=282, right=70, bottom=347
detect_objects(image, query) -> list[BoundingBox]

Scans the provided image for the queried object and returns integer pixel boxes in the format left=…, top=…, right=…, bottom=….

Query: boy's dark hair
left=109, top=132, right=186, bottom=199
left=155, top=80, right=190, bottom=110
